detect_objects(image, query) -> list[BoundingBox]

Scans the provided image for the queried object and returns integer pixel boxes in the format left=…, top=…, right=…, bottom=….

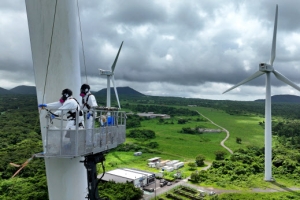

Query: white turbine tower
left=223, top=5, right=300, bottom=181
left=26, top=1, right=87, bottom=199
left=99, top=41, right=123, bottom=109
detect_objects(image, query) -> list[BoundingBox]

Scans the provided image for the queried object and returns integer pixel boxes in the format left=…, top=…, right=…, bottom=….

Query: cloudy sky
left=1, top=0, right=300, bottom=101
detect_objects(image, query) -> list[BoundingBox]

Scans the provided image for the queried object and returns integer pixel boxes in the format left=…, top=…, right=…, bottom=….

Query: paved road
left=196, top=111, right=233, bottom=154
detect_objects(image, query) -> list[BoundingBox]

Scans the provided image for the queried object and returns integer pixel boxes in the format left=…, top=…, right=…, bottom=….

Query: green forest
left=1, top=94, right=300, bottom=199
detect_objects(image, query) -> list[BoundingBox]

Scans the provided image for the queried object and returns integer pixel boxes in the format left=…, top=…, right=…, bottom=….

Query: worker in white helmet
left=80, top=84, right=98, bottom=146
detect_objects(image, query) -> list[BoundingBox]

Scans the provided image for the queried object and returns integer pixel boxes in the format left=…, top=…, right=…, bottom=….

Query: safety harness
left=67, top=97, right=84, bottom=127
left=82, top=93, right=92, bottom=110
left=82, top=93, right=94, bottom=117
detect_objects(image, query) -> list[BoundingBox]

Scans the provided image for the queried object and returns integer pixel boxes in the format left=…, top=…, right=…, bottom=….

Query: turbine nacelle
left=259, top=63, right=273, bottom=72
left=99, top=69, right=113, bottom=76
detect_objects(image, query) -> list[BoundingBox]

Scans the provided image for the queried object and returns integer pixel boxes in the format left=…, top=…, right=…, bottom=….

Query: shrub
left=195, top=154, right=205, bottom=167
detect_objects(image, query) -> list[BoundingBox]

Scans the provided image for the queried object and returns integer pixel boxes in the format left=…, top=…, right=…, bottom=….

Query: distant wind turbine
left=99, top=41, right=123, bottom=109
left=223, top=5, right=300, bottom=181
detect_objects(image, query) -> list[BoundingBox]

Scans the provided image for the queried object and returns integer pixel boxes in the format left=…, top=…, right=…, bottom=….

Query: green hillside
left=1, top=94, right=300, bottom=199
left=0, top=87, right=12, bottom=95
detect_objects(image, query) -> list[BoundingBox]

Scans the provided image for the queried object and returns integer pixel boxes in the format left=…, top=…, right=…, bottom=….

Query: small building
left=156, top=160, right=170, bottom=167
left=161, top=166, right=174, bottom=172
left=147, top=157, right=161, bottom=163
left=148, top=162, right=156, bottom=168
left=166, top=160, right=179, bottom=167
left=173, top=162, right=184, bottom=169
left=134, top=152, right=142, bottom=156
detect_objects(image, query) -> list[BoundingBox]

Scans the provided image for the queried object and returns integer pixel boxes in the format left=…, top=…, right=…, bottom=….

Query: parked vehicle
left=144, top=188, right=154, bottom=192
left=167, top=182, right=172, bottom=186
left=160, top=180, right=168, bottom=187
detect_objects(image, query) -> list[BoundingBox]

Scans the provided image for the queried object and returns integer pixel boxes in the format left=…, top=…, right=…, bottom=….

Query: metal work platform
left=37, top=108, right=126, bottom=158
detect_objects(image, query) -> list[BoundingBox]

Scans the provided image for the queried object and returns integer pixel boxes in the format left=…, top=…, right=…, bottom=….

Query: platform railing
left=39, top=108, right=126, bottom=158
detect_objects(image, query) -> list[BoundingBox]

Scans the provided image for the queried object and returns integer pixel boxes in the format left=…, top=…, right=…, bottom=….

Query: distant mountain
left=0, top=85, right=144, bottom=96
left=0, top=87, right=13, bottom=94
left=9, top=85, right=36, bottom=95
left=255, top=94, right=300, bottom=103
left=94, top=86, right=145, bottom=96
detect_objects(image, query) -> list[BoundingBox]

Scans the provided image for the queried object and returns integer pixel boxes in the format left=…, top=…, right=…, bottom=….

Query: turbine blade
left=273, top=70, right=300, bottom=91
left=111, top=41, right=124, bottom=72
left=223, top=71, right=265, bottom=94
left=111, top=75, right=121, bottom=109
left=270, top=5, right=278, bottom=65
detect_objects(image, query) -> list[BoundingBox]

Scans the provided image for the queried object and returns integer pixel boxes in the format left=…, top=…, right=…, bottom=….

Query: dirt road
left=196, top=111, right=233, bottom=154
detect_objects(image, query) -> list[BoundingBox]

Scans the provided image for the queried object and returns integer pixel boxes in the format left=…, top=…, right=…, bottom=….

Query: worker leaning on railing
left=38, top=88, right=84, bottom=130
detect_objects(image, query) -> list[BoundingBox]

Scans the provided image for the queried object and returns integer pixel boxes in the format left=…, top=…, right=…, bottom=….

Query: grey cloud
left=2, top=0, right=300, bottom=100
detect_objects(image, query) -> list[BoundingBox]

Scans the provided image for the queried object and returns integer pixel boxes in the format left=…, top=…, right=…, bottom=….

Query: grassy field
left=124, top=106, right=266, bottom=161
left=126, top=116, right=227, bottom=161
left=192, top=107, right=265, bottom=151
left=105, top=105, right=268, bottom=176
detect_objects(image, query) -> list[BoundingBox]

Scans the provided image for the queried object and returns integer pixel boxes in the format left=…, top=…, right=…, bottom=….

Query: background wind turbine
left=99, top=41, right=123, bottom=109
left=223, top=5, right=300, bottom=181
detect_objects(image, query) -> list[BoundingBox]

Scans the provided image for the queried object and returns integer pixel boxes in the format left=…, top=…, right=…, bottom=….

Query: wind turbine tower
left=99, top=42, right=123, bottom=109
left=223, top=5, right=300, bottom=181
left=26, top=1, right=87, bottom=199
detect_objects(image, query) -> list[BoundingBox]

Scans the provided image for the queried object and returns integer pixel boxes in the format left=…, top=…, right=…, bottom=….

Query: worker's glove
left=87, top=112, right=91, bottom=120
left=38, top=104, right=47, bottom=108
left=51, top=114, right=56, bottom=119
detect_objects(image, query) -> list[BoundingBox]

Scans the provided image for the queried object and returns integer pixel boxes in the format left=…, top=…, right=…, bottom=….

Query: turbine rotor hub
left=259, top=63, right=273, bottom=72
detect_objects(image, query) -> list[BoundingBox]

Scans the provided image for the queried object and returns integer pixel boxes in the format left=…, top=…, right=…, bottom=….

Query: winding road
left=196, top=111, right=233, bottom=154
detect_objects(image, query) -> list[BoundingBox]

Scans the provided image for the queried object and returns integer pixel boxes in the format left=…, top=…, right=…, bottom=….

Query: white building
left=166, top=160, right=179, bottom=167
left=147, top=157, right=161, bottom=163
left=134, top=152, right=142, bottom=156
left=155, top=160, right=170, bottom=167
left=173, top=162, right=184, bottom=169
left=148, top=162, right=156, bottom=168
left=99, top=168, right=155, bottom=187
left=161, top=166, right=174, bottom=172
left=137, top=112, right=170, bottom=119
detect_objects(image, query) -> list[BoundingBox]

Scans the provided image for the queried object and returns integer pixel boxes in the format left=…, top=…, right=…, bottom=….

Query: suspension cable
left=76, top=0, right=88, bottom=84
left=42, top=0, right=58, bottom=103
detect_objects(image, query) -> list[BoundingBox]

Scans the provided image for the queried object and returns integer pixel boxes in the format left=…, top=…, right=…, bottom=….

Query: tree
left=178, top=118, right=187, bottom=124
left=158, top=118, right=164, bottom=123
left=188, top=162, right=197, bottom=170
left=146, top=141, right=159, bottom=149
left=215, top=150, right=226, bottom=160
left=127, top=129, right=155, bottom=139
left=98, top=181, right=143, bottom=200
left=195, top=154, right=205, bottom=167
left=190, top=171, right=200, bottom=182
left=126, top=115, right=141, bottom=128
left=236, top=137, right=242, bottom=144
